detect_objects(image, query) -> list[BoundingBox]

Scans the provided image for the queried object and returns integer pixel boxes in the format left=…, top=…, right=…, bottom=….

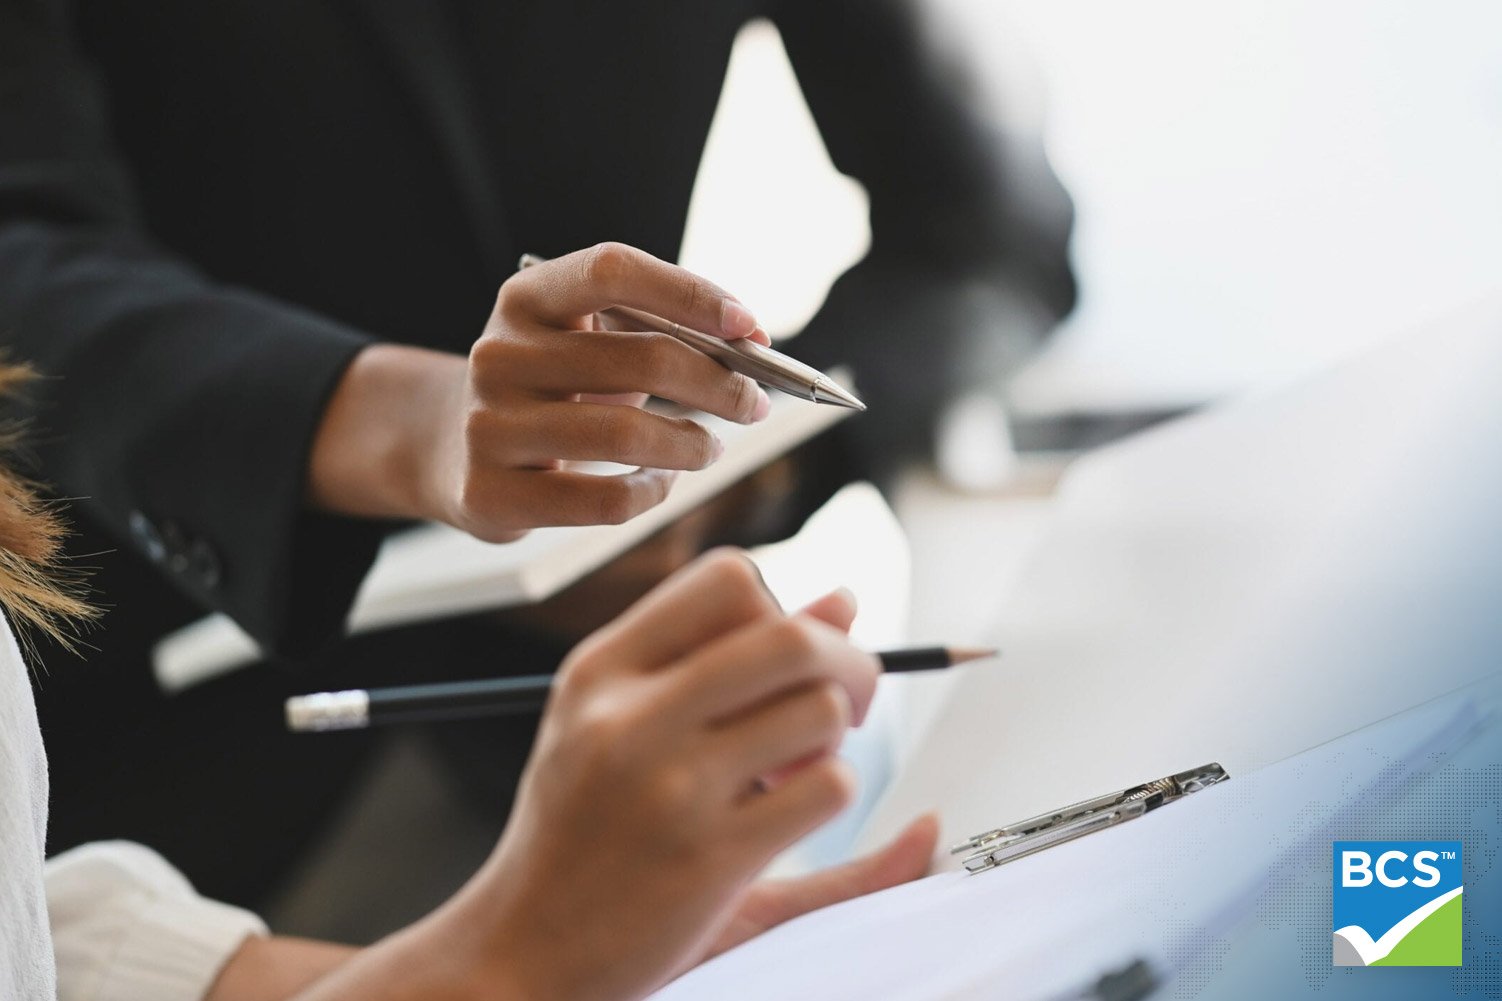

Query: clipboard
left=949, top=763, right=1228, bottom=873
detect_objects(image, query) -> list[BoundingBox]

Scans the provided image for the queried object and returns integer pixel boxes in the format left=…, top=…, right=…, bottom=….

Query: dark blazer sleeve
left=770, top=0, right=1078, bottom=472
left=0, top=0, right=384, bottom=657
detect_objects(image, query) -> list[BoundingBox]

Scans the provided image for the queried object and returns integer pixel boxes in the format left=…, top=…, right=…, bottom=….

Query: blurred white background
left=683, top=2, right=1502, bottom=415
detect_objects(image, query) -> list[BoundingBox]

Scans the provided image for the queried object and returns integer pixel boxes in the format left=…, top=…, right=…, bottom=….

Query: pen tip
left=947, top=647, right=1001, bottom=666
left=813, top=381, right=866, bottom=411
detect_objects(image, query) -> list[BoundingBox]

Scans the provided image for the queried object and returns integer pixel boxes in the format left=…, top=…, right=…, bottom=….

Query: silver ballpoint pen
left=518, top=253, right=865, bottom=410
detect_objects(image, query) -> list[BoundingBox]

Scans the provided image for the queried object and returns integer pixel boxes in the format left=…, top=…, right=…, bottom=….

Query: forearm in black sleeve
left=0, top=0, right=383, bottom=656
left=769, top=0, right=1078, bottom=471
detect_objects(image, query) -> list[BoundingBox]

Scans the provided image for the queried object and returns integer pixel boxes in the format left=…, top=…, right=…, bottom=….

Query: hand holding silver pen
left=313, top=243, right=864, bottom=547
left=519, top=253, right=864, bottom=411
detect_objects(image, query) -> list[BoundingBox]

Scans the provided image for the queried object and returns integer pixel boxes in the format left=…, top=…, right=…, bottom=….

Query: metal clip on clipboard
left=950, top=763, right=1229, bottom=874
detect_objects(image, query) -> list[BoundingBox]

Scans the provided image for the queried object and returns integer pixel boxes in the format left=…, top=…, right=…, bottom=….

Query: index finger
left=581, top=548, right=781, bottom=670
left=663, top=613, right=881, bottom=728
left=510, top=244, right=768, bottom=343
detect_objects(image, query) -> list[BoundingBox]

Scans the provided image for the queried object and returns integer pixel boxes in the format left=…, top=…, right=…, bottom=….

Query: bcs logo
left=1332, top=841, right=1462, bottom=966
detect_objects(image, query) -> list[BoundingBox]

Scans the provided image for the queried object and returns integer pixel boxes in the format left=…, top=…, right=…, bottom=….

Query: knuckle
left=594, top=481, right=640, bottom=525
left=492, top=277, right=535, bottom=326
left=694, top=548, right=779, bottom=617
left=469, top=333, right=509, bottom=371
left=772, top=618, right=821, bottom=663
left=700, top=548, right=763, bottom=594
left=553, top=628, right=640, bottom=700
left=574, top=714, right=631, bottom=776
left=560, top=630, right=609, bottom=674
left=598, top=412, right=644, bottom=463
left=585, top=241, right=634, bottom=289
left=678, top=273, right=707, bottom=319
left=684, top=423, right=717, bottom=470
left=455, top=485, right=528, bottom=541
left=453, top=472, right=526, bottom=541
left=550, top=665, right=588, bottom=707
left=810, top=759, right=858, bottom=812
left=551, top=654, right=601, bottom=707
left=727, top=374, right=759, bottom=422
left=461, top=405, right=497, bottom=448
left=491, top=279, right=516, bottom=316
left=643, top=762, right=700, bottom=816
left=641, top=332, right=682, bottom=377
left=455, top=476, right=496, bottom=523
left=658, top=416, right=713, bottom=470
left=808, top=682, right=851, bottom=735
left=470, top=334, right=543, bottom=394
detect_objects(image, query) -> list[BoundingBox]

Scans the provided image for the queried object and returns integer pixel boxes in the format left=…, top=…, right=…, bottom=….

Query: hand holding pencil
left=376, top=549, right=940, bottom=1001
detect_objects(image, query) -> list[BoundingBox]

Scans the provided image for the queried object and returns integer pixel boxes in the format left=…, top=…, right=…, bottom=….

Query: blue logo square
left=1332, top=840, right=1462, bottom=966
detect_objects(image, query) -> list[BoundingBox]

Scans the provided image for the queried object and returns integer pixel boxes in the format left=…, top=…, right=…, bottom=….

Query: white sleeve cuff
left=47, top=841, right=267, bottom=1001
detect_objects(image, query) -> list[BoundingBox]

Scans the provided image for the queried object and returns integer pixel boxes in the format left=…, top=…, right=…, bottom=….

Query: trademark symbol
left=1442, top=851, right=1458, bottom=860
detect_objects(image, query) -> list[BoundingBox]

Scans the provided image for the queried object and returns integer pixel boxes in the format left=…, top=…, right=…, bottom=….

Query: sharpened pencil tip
left=947, top=647, right=1001, bottom=666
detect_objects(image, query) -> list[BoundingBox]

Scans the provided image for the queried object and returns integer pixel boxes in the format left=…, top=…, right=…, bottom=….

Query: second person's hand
left=307, top=243, right=773, bottom=541
left=270, top=550, right=936, bottom=1001
left=441, top=549, right=908, bottom=1001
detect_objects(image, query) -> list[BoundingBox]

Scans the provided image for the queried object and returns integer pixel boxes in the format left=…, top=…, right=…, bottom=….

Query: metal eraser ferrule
left=285, top=690, right=371, bottom=732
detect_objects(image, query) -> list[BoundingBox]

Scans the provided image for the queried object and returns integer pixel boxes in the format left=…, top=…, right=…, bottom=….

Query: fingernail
left=709, top=435, right=725, bottom=463
left=719, top=298, right=758, bottom=339
left=831, top=586, right=857, bottom=610
left=752, top=387, right=772, bottom=421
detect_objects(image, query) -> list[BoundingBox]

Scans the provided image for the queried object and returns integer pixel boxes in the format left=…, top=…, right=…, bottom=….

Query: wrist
left=405, top=895, right=545, bottom=1001
left=308, top=343, right=466, bottom=522
left=266, top=912, right=532, bottom=1001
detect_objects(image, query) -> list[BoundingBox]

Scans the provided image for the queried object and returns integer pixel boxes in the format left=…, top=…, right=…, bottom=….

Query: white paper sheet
left=861, top=313, right=1502, bottom=858
left=650, top=692, right=1487, bottom=1001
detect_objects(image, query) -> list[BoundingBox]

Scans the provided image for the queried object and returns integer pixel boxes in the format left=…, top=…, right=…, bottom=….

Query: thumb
left=700, top=814, right=940, bottom=963
left=798, top=587, right=858, bottom=635
left=758, top=812, right=940, bottom=926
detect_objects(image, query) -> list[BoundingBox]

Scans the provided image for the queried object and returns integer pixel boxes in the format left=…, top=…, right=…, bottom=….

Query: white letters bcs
left=1341, top=850, right=1442, bottom=888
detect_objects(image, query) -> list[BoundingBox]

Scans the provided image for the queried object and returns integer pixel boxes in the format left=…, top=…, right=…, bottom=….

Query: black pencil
left=285, top=646, right=998, bottom=732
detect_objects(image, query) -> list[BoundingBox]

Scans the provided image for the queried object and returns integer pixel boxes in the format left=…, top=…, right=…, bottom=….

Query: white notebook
left=154, top=375, right=854, bottom=692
